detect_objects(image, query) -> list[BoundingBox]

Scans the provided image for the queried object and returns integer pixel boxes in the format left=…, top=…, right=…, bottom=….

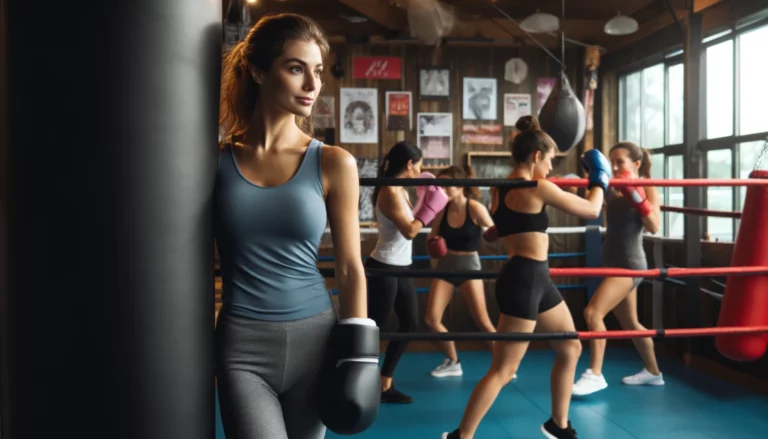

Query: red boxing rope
left=578, top=326, right=768, bottom=340
left=661, top=205, right=742, bottom=219
left=549, top=266, right=768, bottom=278
left=548, top=177, right=768, bottom=188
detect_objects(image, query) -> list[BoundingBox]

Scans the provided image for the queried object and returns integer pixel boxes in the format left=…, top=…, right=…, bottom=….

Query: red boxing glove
left=618, top=170, right=653, bottom=217
left=427, top=236, right=447, bottom=259
left=483, top=226, right=499, bottom=243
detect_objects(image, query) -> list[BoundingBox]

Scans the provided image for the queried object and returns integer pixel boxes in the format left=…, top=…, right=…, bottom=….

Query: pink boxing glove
left=483, top=226, right=499, bottom=243
left=412, top=171, right=436, bottom=214
left=414, top=185, right=449, bottom=226
left=427, top=236, right=448, bottom=259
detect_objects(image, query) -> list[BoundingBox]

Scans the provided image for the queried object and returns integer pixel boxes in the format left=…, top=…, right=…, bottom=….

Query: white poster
left=503, top=93, right=532, bottom=126
left=417, top=112, right=453, bottom=167
left=340, top=88, right=378, bottom=144
left=462, top=78, right=498, bottom=121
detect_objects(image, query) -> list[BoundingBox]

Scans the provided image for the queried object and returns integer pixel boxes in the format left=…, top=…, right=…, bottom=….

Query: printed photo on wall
left=463, top=78, right=498, bottom=120
left=385, top=91, right=412, bottom=131
left=417, top=112, right=453, bottom=167
left=536, top=78, right=556, bottom=115
left=503, top=94, right=532, bottom=126
left=340, top=88, right=378, bottom=144
left=418, top=67, right=450, bottom=100
left=313, top=96, right=335, bottom=130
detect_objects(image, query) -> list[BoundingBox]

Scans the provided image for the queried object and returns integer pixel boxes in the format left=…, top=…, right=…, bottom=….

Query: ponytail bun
left=515, top=116, right=540, bottom=132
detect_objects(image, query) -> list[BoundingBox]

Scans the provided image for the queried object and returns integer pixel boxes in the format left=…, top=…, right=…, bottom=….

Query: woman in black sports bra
left=442, top=116, right=610, bottom=439
left=424, top=165, right=497, bottom=379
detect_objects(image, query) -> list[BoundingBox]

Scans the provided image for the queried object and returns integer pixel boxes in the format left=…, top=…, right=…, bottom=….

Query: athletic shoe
left=541, top=418, right=578, bottom=438
left=381, top=385, right=413, bottom=404
left=441, top=429, right=460, bottom=439
left=431, top=358, right=463, bottom=377
left=622, top=368, right=665, bottom=386
left=572, top=369, right=608, bottom=396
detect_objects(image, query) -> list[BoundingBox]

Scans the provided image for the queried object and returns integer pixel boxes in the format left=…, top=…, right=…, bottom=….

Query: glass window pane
left=623, top=72, right=642, bottom=144
left=738, top=25, right=768, bottom=135
left=706, top=149, right=733, bottom=242
left=642, top=64, right=665, bottom=148
left=667, top=64, right=684, bottom=144
left=738, top=140, right=768, bottom=209
left=667, top=155, right=684, bottom=238
left=706, top=39, right=734, bottom=139
left=651, top=153, right=665, bottom=236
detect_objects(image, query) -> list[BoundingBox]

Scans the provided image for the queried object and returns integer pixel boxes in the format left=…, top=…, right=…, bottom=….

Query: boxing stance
left=215, top=14, right=377, bottom=438
left=442, top=116, right=608, bottom=439
left=573, top=142, right=664, bottom=396
left=367, top=142, right=449, bottom=404
left=425, top=165, right=497, bottom=378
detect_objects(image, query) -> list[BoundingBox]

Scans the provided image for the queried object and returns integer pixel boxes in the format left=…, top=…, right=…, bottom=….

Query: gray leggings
left=215, top=308, right=337, bottom=439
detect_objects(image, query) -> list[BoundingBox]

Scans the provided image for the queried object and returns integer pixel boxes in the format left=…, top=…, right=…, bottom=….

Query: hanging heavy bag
left=539, top=71, right=586, bottom=154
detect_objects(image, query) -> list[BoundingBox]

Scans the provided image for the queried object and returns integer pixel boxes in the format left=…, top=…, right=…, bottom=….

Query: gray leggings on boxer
left=215, top=308, right=337, bottom=439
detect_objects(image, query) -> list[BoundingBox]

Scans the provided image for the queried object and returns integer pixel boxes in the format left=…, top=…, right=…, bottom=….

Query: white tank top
left=370, top=190, right=413, bottom=266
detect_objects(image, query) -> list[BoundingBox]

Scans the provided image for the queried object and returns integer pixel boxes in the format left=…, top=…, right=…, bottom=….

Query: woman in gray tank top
left=214, top=14, right=370, bottom=439
left=573, top=142, right=666, bottom=397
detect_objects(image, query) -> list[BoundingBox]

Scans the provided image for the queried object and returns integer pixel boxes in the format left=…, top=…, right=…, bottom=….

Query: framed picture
left=418, top=67, right=451, bottom=101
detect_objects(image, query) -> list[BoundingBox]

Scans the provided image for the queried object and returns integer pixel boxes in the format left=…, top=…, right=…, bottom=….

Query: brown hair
left=219, top=13, right=329, bottom=142
left=510, top=116, right=556, bottom=164
left=437, top=165, right=481, bottom=200
left=610, top=142, right=652, bottom=178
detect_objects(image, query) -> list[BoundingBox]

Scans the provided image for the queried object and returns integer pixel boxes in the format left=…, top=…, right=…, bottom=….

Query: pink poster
left=536, top=77, right=556, bottom=115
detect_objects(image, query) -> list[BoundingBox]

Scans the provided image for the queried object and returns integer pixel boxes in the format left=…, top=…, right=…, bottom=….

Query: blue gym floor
left=215, top=349, right=768, bottom=438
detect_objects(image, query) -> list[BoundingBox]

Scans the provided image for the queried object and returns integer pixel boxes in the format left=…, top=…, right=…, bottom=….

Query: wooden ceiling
left=236, top=0, right=726, bottom=52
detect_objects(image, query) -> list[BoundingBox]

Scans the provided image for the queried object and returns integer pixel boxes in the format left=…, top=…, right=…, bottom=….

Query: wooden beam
left=338, top=0, right=403, bottom=30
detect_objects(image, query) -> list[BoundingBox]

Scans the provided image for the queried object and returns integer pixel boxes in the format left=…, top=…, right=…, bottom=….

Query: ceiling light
left=604, top=13, right=639, bottom=36
left=519, top=11, right=560, bottom=34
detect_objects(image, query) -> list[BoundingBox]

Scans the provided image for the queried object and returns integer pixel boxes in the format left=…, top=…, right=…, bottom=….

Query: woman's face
left=405, top=158, right=423, bottom=178
left=256, top=39, right=324, bottom=118
left=533, top=148, right=555, bottom=179
left=439, top=175, right=463, bottom=200
left=610, top=147, right=640, bottom=177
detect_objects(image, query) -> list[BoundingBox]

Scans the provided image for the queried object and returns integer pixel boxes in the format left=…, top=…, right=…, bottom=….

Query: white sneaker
left=622, top=368, right=665, bottom=386
left=572, top=369, right=608, bottom=396
left=431, top=358, right=463, bottom=377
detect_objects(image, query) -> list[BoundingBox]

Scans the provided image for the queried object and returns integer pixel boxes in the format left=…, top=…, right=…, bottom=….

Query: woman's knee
left=556, top=339, right=582, bottom=361
left=583, top=305, right=605, bottom=327
left=424, top=312, right=442, bottom=331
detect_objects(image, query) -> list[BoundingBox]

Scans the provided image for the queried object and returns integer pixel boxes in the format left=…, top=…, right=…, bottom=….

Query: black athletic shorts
left=495, top=256, right=563, bottom=320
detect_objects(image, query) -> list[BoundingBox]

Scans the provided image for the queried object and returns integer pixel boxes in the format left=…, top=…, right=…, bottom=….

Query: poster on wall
left=462, top=78, right=498, bottom=121
left=417, top=112, right=453, bottom=167
left=503, top=94, right=532, bottom=126
left=460, top=123, right=503, bottom=145
left=313, top=96, right=335, bottom=129
left=340, top=88, right=378, bottom=144
left=536, top=78, right=556, bottom=115
left=385, top=91, right=412, bottom=131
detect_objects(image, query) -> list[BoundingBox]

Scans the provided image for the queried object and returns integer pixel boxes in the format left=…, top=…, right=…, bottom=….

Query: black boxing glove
left=317, top=318, right=381, bottom=435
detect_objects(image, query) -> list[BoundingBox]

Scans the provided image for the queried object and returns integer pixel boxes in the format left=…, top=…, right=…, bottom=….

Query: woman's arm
left=469, top=199, right=494, bottom=229
left=641, top=186, right=661, bottom=234
left=323, top=146, right=367, bottom=319
left=378, top=187, right=424, bottom=240
left=428, top=208, right=445, bottom=239
left=538, top=180, right=604, bottom=220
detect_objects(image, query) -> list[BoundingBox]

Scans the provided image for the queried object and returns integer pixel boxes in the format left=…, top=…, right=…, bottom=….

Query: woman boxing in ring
left=215, top=13, right=370, bottom=438
left=367, top=141, right=450, bottom=404
left=442, top=116, right=609, bottom=439
left=572, top=142, right=664, bottom=396
left=424, top=165, right=497, bottom=378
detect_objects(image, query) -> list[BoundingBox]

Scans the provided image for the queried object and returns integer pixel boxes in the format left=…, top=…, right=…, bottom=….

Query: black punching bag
left=539, top=71, right=586, bottom=153
left=1, top=1, right=220, bottom=439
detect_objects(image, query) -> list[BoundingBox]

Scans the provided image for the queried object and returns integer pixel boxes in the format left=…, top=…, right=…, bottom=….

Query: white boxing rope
left=323, top=226, right=606, bottom=235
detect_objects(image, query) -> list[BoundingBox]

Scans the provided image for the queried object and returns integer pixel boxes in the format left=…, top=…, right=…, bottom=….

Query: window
left=738, top=140, right=768, bottom=209
left=738, top=25, right=768, bottom=135
left=706, top=149, right=734, bottom=242
left=705, top=40, right=734, bottom=139
left=667, top=155, right=685, bottom=238
left=642, top=64, right=665, bottom=148
left=667, top=64, right=684, bottom=144
left=621, top=72, right=642, bottom=145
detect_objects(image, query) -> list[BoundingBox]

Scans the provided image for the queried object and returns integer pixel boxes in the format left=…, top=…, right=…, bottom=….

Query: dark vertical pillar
left=683, top=11, right=705, bottom=358
left=1, top=1, right=221, bottom=438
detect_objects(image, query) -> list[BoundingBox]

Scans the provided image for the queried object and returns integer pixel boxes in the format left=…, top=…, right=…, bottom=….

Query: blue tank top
left=214, top=138, right=332, bottom=321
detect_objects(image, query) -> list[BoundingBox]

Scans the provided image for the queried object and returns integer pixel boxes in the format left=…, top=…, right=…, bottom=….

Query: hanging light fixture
left=519, top=10, right=560, bottom=34
left=604, top=13, right=639, bottom=36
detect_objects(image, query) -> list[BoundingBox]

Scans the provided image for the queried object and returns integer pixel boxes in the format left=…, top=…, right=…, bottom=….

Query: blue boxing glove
left=580, top=149, right=612, bottom=192
left=317, top=318, right=381, bottom=435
